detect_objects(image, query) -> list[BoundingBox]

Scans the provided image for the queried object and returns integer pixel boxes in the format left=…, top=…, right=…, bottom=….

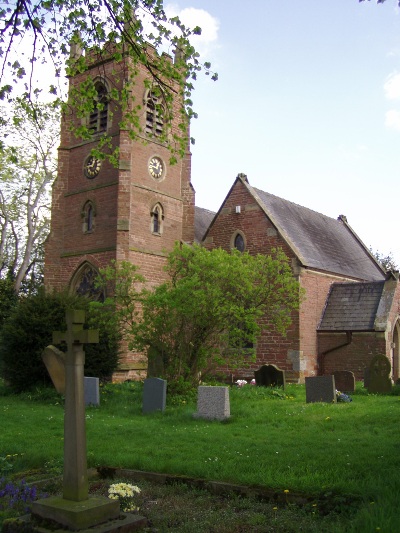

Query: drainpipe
left=318, top=331, right=352, bottom=375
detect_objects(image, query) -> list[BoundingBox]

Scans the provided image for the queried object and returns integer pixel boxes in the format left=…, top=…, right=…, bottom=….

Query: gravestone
left=142, top=377, right=167, bottom=414
left=195, top=386, right=230, bottom=420
left=84, top=377, right=100, bottom=406
left=42, top=345, right=66, bottom=394
left=254, top=364, right=286, bottom=388
left=305, top=376, right=336, bottom=403
left=31, top=310, right=123, bottom=530
left=333, top=370, right=355, bottom=392
left=367, top=354, right=392, bottom=394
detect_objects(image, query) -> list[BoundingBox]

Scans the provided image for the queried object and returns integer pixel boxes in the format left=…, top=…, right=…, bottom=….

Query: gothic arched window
left=233, top=232, right=245, bottom=252
left=70, top=262, right=105, bottom=302
left=89, top=81, right=109, bottom=133
left=82, top=201, right=96, bottom=233
left=151, top=203, right=164, bottom=235
left=144, top=89, right=164, bottom=138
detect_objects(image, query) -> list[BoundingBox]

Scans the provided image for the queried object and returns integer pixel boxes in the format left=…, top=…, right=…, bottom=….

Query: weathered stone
left=42, top=345, right=66, bottom=394
left=305, top=376, right=336, bottom=403
left=367, top=354, right=392, bottom=394
left=195, top=386, right=230, bottom=420
left=84, top=377, right=100, bottom=406
left=142, top=377, right=166, bottom=414
left=254, top=364, right=285, bottom=388
left=333, top=370, right=355, bottom=392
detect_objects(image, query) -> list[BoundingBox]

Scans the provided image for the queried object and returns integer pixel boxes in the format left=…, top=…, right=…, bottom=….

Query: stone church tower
left=44, top=41, right=195, bottom=379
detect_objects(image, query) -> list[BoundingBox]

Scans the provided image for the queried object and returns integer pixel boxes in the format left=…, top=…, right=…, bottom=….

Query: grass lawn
left=1, top=381, right=400, bottom=532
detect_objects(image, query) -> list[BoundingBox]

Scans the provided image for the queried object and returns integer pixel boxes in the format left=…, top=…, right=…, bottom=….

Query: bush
left=0, top=289, right=120, bottom=392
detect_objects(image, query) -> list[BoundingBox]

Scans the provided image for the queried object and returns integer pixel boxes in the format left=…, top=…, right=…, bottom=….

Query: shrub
left=0, top=289, right=119, bottom=392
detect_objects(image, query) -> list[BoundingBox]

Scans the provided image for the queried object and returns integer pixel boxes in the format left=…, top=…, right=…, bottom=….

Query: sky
left=164, top=0, right=400, bottom=265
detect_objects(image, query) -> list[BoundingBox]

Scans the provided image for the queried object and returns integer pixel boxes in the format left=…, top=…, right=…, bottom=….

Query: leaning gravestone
left=195, top=386, right=230, bottom=420
left=32, top=310, right=145, bottom=531
left=142, top=377, right=167, bottom=413
left=42, top=345, right=66, bottom=394
left=254, top=364, right=286, bottom=388
left=333, top=370, right=355, bottom=392
left=367, top=354, right=392, bottom=394
left=84, top=376, right=100, bottom=406
left=305, top=376, right=336, bottom=403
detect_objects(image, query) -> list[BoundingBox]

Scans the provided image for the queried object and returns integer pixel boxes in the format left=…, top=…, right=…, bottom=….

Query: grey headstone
left=143, top=377, right=167, bottom=414
left=367, top=354, right=392, bottom=394
left=84, top=377, right=100, bottom=406
left=195, top=386, right=230, bottom=420
left=333, top=370, right=355, bottom=392
left=254, top=364, right=286, bottom=388
left=305, top=376, right=336, bottom=403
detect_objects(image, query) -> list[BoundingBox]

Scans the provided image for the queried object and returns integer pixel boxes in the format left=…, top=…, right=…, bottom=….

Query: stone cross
left=53, top=310, right=99, bottom=502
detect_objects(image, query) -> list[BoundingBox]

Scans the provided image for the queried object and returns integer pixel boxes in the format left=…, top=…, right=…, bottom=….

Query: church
left=44, top=40, right=400, bottom=384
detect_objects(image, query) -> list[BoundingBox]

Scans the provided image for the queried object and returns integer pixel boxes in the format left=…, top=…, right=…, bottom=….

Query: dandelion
left=284, top=489, right=289, bottom=493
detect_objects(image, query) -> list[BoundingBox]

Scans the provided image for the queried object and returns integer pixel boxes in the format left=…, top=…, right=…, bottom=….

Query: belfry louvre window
left=145, top=90, right=164, bottom=137
left=89, top=82, right=108, bottom=133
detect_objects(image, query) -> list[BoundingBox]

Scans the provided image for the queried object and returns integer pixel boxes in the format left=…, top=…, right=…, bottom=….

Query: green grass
left=2, top=381, right=400, bottom=532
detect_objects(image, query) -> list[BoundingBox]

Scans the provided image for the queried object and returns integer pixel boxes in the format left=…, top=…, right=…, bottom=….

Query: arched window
left=233, top=232, right=245, bottom=252
left=70, top=262, right=105, bottom=302
left=151, top=203, right=164, bottom=235
left=82, top=201, right=96, bottom=233
left=89, top=81, right=109, bottom=133
left=144, top=89, right=164, bottom=138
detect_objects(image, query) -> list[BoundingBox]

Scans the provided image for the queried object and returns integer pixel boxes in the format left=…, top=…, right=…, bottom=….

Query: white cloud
left=165, top=4, right=219, bottom=56
left=385, top=109, right=400, bottom=131
left=384, top=72, right=400, bottom=100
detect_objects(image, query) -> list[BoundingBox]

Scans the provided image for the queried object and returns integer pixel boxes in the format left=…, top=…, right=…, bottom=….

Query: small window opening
left=145, top=90, right=164, bottom=137
left=151, top=203, right=164, bottom=235
left=234, top=233, right=245, bottom=252
left=82, top=201, right=96, bottom=233
left=89, top=82, right=108, bottom=133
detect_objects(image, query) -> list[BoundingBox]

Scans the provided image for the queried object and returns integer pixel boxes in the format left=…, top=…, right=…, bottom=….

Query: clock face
left=148, top=156, right=164, bottom=179
left=84, top=155, right=101, bottom=179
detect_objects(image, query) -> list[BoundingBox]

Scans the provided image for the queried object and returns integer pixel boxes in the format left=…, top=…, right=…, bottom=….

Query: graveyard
left=1, top=378, right=400, bottom=532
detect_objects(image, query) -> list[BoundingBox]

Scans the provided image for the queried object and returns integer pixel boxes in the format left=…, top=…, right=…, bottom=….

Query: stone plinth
left=31, top=495, right=120, bottom=531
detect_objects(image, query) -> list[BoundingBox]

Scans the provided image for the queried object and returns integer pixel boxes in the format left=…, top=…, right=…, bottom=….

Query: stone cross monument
left=32, top=310, right=121, bottom=530
left=52, top=309, right=98, bottom=501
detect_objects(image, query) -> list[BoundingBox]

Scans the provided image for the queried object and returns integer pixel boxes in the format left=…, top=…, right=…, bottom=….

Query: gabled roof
left=194, top=206, right=215, bottom=244
left=246, top=179, right=385, bottom=281
left=318, top=281, right=385, bottom=331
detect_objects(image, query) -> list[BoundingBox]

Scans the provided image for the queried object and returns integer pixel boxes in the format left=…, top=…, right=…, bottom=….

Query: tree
left=360, top=0, right=400, bottom=6
left=0, top=1, right=216, bottom=162
left=96, top=244, right=301, bottom=386
left=0, top=289, right=120, bottom=392
left=0, top=97, right=58, bottom=293
left=370, top=248, right=398, bottom=272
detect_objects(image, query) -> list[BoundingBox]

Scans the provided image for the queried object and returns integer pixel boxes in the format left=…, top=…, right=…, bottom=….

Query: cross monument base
left=31, top=495, right=119, bottom=530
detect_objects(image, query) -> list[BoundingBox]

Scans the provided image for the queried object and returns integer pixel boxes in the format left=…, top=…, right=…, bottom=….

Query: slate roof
left=318, top=281, right=385, bottom=331
left=194, top=206, right=215, bottom=244
left=250, top=185, right=385, bottom=281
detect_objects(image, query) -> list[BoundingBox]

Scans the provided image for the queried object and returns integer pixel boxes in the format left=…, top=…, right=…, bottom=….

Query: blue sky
left=166, top=1, right=400, bottom=265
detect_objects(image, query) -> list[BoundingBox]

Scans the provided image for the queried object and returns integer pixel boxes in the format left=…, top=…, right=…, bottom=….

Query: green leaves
left=0, top=0, right=218, bottom=162
left=103, top=244, right=301, bottom=386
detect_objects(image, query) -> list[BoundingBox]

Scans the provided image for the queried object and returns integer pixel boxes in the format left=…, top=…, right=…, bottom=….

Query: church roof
left=194, top=206, right=215, bottom=243
left=250, top=184, right=385, bottom=281
left=318, top=281, right=385, bottom=331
